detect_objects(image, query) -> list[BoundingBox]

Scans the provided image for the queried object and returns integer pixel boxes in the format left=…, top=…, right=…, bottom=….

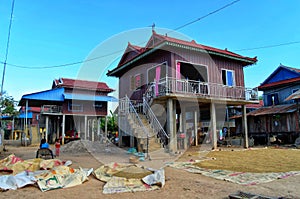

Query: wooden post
left=167, top=99, right=176, bottom=152
left=56, top=117, right=60, bottom=140
left=242, top=105, right=249, bottom=148
left=25, top=100, right=28, bottom=146
left=105, top=116, right=108, bottom=144
left=210, top=102, right=217, bottom=149
left=45, top=115, right=49, bottom=143
left=194, top=110, right=198, bottom=146
left=92, top=119, right=95, bottom=141
left=97, top=118, right=100, bottom=141
left=62, top=114, right=65, bottom=145
left=182, top=105, right=187, bottom=149
left=84, top=115, right=87, bottom=140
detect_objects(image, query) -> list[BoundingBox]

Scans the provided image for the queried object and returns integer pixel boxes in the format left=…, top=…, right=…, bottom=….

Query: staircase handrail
left=122, top=96, right=149, bottom=139
left=143, top=97, right=169, bottom=139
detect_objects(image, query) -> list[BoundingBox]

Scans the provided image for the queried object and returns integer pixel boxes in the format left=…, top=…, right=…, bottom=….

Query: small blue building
left=243, top=64, right=300, bottom=145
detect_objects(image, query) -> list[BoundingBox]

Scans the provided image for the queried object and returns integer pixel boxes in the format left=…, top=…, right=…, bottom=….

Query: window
left=68, top=102, right=83, bottom=112
left=267, top=93, right=279, bottom=106
left=130, top=74, right=144, bottom=90
left=147, top=63, right=167, bottom=84
left=93, top=102, right=103, bottom=108
left=222, top=69, right=235, bottom=86
left=135, top=74, right=141, bottom=88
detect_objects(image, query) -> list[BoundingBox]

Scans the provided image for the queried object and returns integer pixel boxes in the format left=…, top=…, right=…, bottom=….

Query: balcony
left=145, top=77, right=259, bottom=102
left=41, top=105, right=62, bottom=114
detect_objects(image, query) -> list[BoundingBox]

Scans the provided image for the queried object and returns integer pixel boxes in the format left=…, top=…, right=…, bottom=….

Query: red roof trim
left=153, top=31, right=257, bottom=63
left=54, top=78, right=114, bottom=93
left=258, top=77, right=300, bottom=90
left=115, top=31, right=257, bottom=69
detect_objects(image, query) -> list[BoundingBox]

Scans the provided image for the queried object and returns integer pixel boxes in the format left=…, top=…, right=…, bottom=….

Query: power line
left=168, top=0, right=241, bottom=33
left=0, top=49, right=125, bottom=69
left=0, top=0, right=242, bottom=70
left=1, top=0, right=15, bottom=94
left=235, top=41, right=300, bottom=51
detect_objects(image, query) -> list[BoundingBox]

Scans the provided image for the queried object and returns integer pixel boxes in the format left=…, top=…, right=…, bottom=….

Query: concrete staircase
left=118, top=96, right=168, bottom=154
left=127, top=113, right=163, bottom=152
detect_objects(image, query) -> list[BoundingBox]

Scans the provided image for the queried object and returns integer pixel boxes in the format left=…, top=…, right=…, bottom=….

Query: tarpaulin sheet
left=0, top=154, right=92, bottom=192
left=93, top=162, right=164, bottom=194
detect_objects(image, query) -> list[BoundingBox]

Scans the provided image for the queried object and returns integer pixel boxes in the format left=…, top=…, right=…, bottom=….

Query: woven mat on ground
left=167, top=161, right=300, bottom=185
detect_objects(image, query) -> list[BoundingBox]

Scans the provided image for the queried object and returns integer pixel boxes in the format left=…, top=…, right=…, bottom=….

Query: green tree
left=100, top=110, right=118, bottom=132
left=1, top=93, right=18, bottom=116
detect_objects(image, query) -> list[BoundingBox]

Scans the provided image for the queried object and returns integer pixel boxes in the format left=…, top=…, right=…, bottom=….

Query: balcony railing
left=145, top=77, right=258, bottom=101
left=41, top=105, right=62, bottom=114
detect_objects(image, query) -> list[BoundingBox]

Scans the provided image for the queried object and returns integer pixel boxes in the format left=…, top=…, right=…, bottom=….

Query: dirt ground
left=1, top=142, right=300, bottom=199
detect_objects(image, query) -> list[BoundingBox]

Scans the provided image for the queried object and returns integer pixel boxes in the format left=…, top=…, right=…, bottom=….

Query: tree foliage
left=1, top=93, right=18, bottom=116
left=100, top=110, right=118, bottom=132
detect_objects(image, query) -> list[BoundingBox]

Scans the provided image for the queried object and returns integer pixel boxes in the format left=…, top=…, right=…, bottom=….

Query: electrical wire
left=0, top=0, right=242, bottom=70
left=235, top=41, right=300, bottom=51
left=1, top=0, right=15, bottom=94
left=167, top=0, right=241, bottom=34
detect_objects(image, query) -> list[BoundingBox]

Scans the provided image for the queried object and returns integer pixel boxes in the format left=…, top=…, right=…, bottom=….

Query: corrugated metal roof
left=231, top=104, right=298, bottom=119
left=285, top=89, right=300, bottom=101
left=248, top=104, right=297, bottom=116
left=22, top=88, right=65, bottom=101
left=1, top=112, right=33, bottom=119
left=63, top=93, right=118, bottom=102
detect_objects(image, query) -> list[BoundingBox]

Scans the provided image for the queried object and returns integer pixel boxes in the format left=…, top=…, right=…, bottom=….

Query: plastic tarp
left=35, top=166, right=93, bottom=192
left=93, top=162, right=165, bottom=194
left=0, top=154, right=92, bottom=192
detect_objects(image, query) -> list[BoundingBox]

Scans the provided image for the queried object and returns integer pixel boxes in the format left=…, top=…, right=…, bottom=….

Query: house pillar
left=194, top=110, right=198, bottom=146
left=210, top=102, right=217, bottom=149
left=45, top=115, right=49, bottom=143
left=167, top=98, right=177, bottom=152
left=62, top=114, right=65, bottom=145
left=242, top=105, right=249, bottom=148
left=84, top=115, right=87, bottom=140
left=181, top=105, right=187, bottom=149
left=97, top=117, right=101, bottom=141
left=56, top=117, right=60, bottom=140
left=105, top=116, right=108, bottom=144
left=118, top=116, right=123, bottom=147
left=92, top=119, right=96, bottom=142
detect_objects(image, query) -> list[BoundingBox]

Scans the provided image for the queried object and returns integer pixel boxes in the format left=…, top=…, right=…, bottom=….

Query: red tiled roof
left=128, top=42, right=144, bottom=52
left=258, top=77, right=300, bottom=90
left=20, top=107, right=41, bottom=112
left=54, top=78, right=114, bottom=93
left=246, top=100, right=263, bottom=108
left=109, top=31, right=257, bottom=76
left=153, top=31, right=257, bottom=63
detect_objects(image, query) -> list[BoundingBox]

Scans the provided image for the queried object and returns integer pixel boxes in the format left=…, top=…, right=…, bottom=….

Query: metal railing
left=143, top=97, right=169, bottom=141
left=41, top=105, right=62, bottom=113
left=146, top=77, right=259, bottom=101
left=119, top=96, right=149, bottom=139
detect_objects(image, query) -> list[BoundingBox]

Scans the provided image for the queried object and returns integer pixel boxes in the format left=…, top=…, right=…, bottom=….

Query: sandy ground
left=1, top=141, right=300, bottom=199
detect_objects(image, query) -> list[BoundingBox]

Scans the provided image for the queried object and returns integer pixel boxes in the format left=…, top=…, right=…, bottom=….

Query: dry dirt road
left=1, top=142, right=300, bottom=199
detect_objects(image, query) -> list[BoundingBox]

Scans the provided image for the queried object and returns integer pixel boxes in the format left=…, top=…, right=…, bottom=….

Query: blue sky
left=0, top=0, right=300, bottom=104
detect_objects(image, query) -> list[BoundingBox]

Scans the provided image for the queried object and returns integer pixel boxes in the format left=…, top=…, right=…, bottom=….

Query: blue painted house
left=18, top=78, right=117, bottom=144
left=243, top=64, right=300, bottom=145
left=259, top=64, right=300, bottom=106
